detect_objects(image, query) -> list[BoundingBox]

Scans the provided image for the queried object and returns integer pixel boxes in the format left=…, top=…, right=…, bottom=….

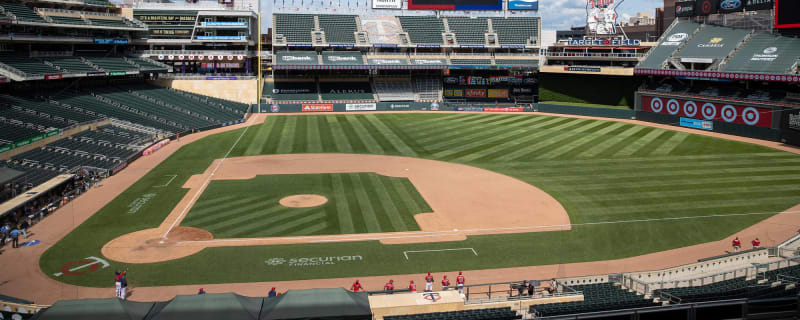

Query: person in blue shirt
left=9, top=227, right=20, bottom=248
left=268, top=287, right=277, bottom=297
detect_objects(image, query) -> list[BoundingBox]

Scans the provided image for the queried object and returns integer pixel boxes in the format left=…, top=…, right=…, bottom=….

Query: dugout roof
left=259, top=288, right=371, bottom=320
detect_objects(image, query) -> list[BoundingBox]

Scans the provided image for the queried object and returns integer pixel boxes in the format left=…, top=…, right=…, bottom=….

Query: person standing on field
left=384, top=280, right=394, bottom=293
left=409, top=280, right=417, bottom=293
left=441, top=275, right=451, bottom=291
left=114, top=270, right=125, bottom=298
left=456, top=271, right=466, bottom=294
left=424, top=272, right=434, bottom=292
left=752, top=238, right=761, bottom=248
left=732, top=237, right=741, bottom=252
left=351, top=280, right=363, bottom=292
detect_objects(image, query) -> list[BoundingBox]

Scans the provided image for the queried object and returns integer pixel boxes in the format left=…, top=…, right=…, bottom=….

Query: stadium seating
left=121, top=84, right=245, bottom=122
left=319, top=80, right=373, bottom=101
left=721, top=33, right=800, bottom=74
left=86, top=57, right=138, bottom=72
left=0, top=2, right=47, bottom=23
left=447, top=17, right=488, bottom=45
left=130, top=58, right=168, bottom=71
left=491, top=17, right=539, bottom=46
left=0, top=94, right=101, bottom=124
left=675, top=25, right=751, bottom=60
left=494, top=59, right=538, bottom=66
left=274, top=14, right=315, bottom=43
left=318, top=14, right=358, bottom=44
left=0, top=55, right=60, bottom=75
left=398, top=16, right=445, bottom=45
left=72, top=125, right=150, bottom=146
left=385, top=307, right=520, bottom=320
left=531, top=283, right=657, bottom=317
left=374, top=79, right=414, bottom=101
left=653, top=277, right=799, bottom=303
left=2, top=163, right=61, bottom=187
left=46, top=57, right=96, bottom=73
left=0, top=106, right=65, bottom=130
left=637, top=21, right=702, bottom=69
left=414, top=77, right=441, bottom=101
left=48, top=15, right=87, bottom=25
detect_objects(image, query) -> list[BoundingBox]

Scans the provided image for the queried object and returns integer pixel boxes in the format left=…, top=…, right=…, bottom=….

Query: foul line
left=162, top=116, right=257, bottom=239
left=153, top=174, right=178, bottom=188
left=403, top=248, right=477, bottom=260
left=175, top=210, right=800, bottom=245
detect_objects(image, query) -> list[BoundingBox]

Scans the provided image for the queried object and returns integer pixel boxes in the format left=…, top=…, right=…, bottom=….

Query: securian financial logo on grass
left=265, top=255, right=363, bottom=267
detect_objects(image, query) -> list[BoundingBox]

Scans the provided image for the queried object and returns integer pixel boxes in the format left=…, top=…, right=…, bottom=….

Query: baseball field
left=39, top=112, right=800, bottom=288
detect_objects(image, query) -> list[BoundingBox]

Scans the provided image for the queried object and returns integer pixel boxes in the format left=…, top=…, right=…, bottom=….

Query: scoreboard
left=407, top=0, right=502, bottom=10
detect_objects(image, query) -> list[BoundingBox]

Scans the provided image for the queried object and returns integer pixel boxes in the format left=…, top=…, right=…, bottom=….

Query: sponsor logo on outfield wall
left=484, top=107, right=524, bottom=112
left=302, top=104, right=334, bottom=112
left=265, top=255, right=363, bottom=267
left=346, top=103, right=377, bottom=111
left=641, top=95, right=772, bottom=128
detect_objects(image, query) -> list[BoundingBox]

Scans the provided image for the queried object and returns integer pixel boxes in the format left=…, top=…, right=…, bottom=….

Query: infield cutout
left=279, top=194, right=329, bottom=208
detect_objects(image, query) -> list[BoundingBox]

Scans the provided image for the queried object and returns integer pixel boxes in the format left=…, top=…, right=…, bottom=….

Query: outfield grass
left=41, top=113, right=800, bottom=287
left=181, top=173, right=428, bottom=238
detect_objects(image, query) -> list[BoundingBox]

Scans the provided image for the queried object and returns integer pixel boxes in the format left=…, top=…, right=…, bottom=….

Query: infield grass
left=41, top=113, right=800, bottom=287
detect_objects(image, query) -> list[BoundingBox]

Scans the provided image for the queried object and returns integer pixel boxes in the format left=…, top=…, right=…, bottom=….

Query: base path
left=2, top=111, right=799, bottom=305
left=102, top=153, right=571, bottom=263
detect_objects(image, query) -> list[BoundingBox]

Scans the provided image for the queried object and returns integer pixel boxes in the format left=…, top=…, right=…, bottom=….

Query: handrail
left=546, top=52, right=645, bottom=58
left=36, top=7, right=119, bottom=17
left=136, top=50, right=250, bottom=56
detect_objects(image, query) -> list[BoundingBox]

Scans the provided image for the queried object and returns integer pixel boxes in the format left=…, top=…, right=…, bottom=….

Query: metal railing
left=546, top=52, right=645, bottom=58
left=36, top=7, right=117, bottom=17
left=132, top=1, right=255, bottom=11
left=136, top=50, right=251, bottom=56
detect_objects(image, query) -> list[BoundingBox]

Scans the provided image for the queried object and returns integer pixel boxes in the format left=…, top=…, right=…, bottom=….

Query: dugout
left=259, top=288, right=372, bottom=320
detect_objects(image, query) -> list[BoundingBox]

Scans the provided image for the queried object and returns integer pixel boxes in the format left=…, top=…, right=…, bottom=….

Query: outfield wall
left=148, top=79, right=258, bottom=104
left=635, top=92, right=784, bottom=141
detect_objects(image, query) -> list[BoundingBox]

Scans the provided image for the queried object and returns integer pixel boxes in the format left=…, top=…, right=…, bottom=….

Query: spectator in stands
left=384, top=280, right=394, bottom=293
left=198, top=288, right=205, bottom=295
left=732, top=237, right=742, bottom=252
left=268, top=287, right=277, bottom=297
left=350, top=280, right=363, bottom=292
left=752, top=238, right=761, bottom=249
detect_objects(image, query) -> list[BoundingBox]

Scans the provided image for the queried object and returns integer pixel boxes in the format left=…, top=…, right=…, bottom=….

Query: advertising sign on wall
left=680, top=117, right=714, bottom=130
left=641, top=95, right=772, bottom=128
left=508, top=0, right=538, bottom=10
left=302, top=104, right=334, bottom=112
left=346, top=103, right=377, bottom=111
left=484, top=107, right=524, bottom=112
left=465, top=89, right=486, bottom=98
left=487, top=89, right=509, bottom=98
left=695, top=0, right=719, bottom=15
left=675, top=1, right=696, bottom=17
left=373, top=0, right=402, bottom=9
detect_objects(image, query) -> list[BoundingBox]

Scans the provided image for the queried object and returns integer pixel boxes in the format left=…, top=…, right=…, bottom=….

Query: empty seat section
left=494, top=59, right=538, bottom=66
left=319, top=81, right=373, bottom=100
left=48, top=15, right=86, bottom=25
left=450, top=58, right=491, bottom=64
left=531, top=283, right=657, bottom=317
left=447, top=17, right=488, bottom=45
left=318, top=14, right=358, bottom=44
left=385, top=307, right=520, bottom=320
left=0, top=55, right=60, bottom=75
left=398, top=16, right=444, bottom=45
left=86, top=57, right=137, bottom=72
left=0, top=3, right=46, bottom=23
left=721, top=33, right=800, bottom=74
left=274, top=14, right=315, bottom=43
left=414, top=77, right=441, bottom=100
left=46, top=58, right=96, bottom=73
left=675, top=25, right=751, bottom=61
left=637, top=21, right=702, bottom=69
left=492, top=17, right=539, bottom=46
left=374, top=79, right=414, bottom=101
left=88, top=17, right=130, bottom=28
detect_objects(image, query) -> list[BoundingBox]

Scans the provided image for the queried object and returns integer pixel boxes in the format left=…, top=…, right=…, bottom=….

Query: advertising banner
left=346, top=103, right=377, bottom=111
left=695, top=0, right=719, bottom=15
left=508, top=0, right=538, bottom=9
left=195, top=36, right=246, bottom=41
left=109, top=71, right=127, bottom=76
left=412, top=59, right=446, bottom=65
left=718, top=0, right=745, bottom=13
left=487, top=89, right=509, bottom=98
left=408, top=0, right=501, bottom=10
left=94, top=38, right=129, bottom=44
left=0, top=144, right=11, bottom=153
left=205, top=76, right=238, bottom=80
left=675, top=1, right=696, bottom=16
left=680, top=117, right=713, bottom=130
left=201, top=21, right=247, bottom=27
left=373, top=0, right=402, bottom=9
left=302, top=104, right=334, bottom=112
left=466, top=89, right=486, bottom=98
left=745, top=0, right=773, bottom=10
left=201, top=63, right=241, bottom=68
left=641, top=95, right=772, bottom=128
left=564, top=66, right=602, bottom=72
left=484, top=107, right=524, bottom=112
left=87, top=71, right=106, bottom=77
left=45, top=74, right=62, bottom=80
left=444, top=89, right=464, bottom=97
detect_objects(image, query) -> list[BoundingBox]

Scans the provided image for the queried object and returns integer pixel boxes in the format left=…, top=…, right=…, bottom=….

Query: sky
left=253, top=0, right=664, bottom=33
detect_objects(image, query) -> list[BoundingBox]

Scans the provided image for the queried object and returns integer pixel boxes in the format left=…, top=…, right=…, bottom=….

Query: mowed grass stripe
left=306, top=115, right=324, bottom=153
left=354, top=115, right=396, bottom=154
left=326, top=116, right=354, bottom=153
left=317, top=115, right=338, bottom=153
left=549, top=174, right=800, bottom=191
left=383, top=179, right=422, bottom=230
left=224, top=210, right=326, bottom=238
left=187, top=195, right=239, bottom=210
left=350, top=173, right=382, bottom=233
left=288, top=221, right=329, bottom=236
left=503, top=152, right=792, bottom=168
left=260, top=116, right=288, bottom=154
left=531, top=120, right=615, bottom=160
left=510, top=119, right=602, bottom=161
left=292, top=115, right=309, bottom=153
left=541, top=166, right=800, bottom=183
left=492, top=118, right=591, bottom=161
left=429, top=116, right=570, bottom=153
left=437, top=117, right=558, bottom=161
left=243, top=117, right=275, bottom=156
left=594, top=127, right=658, bottom=158
left=185, top=198, right=283, bottom=229
left=574, top=125, right=647, bottom=158
left=340, top=115, right=379, bottom=154
left=536, top=121, right=626, bottom=160
left=629, top=130, right=676, bottom=157
left=571, top=184, right=800, bottom=203
left=331, top=174, right=355, bottom=234
left=583, top=196, right=799, bottom=214
left=184, top=195, right=267, bottom=220
left=390, top=178, right=423, bottom=213
left=364, top=114, right=417, bottom=156
left=414, top=114, right=530, bottom=145
left=276, top=116, right=298, bottom=154
left=519, top=157, right=800, bottom=177
left=569, top=177, right=800, bottom=195
left=612, top=128, right=668, bottom=157
left=212, top=206, right=316, bottom=238
left=650, top=131, right=691, bottom=156
left=366, top=173, right=409, bottom=231
left=406, top=114, right=488, bottom=140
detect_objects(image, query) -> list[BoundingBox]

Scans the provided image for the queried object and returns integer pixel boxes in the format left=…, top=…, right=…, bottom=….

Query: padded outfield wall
left=635, top=91, right=784, bottom=141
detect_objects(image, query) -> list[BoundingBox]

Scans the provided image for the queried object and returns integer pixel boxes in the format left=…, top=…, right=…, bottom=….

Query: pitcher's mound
left=280, top=194, right=328, bottom=208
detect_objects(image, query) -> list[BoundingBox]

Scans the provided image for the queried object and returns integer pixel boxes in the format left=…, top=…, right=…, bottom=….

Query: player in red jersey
left=114, top=270, right=125, bottom=299
left=409, top=280, right=417, bottom=292
left=456, top=271, right=466, bottom=294
left=441, top=275, right=451, bottom=291
left=384, top=280, right=395, bottom=292
left=424, top=272, right=434, bottom=292
left=732, top=237, right=741, bottom=252
left=351, top=279, right=363, bottom=292
left=752, top=237, right=761, bottom=248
